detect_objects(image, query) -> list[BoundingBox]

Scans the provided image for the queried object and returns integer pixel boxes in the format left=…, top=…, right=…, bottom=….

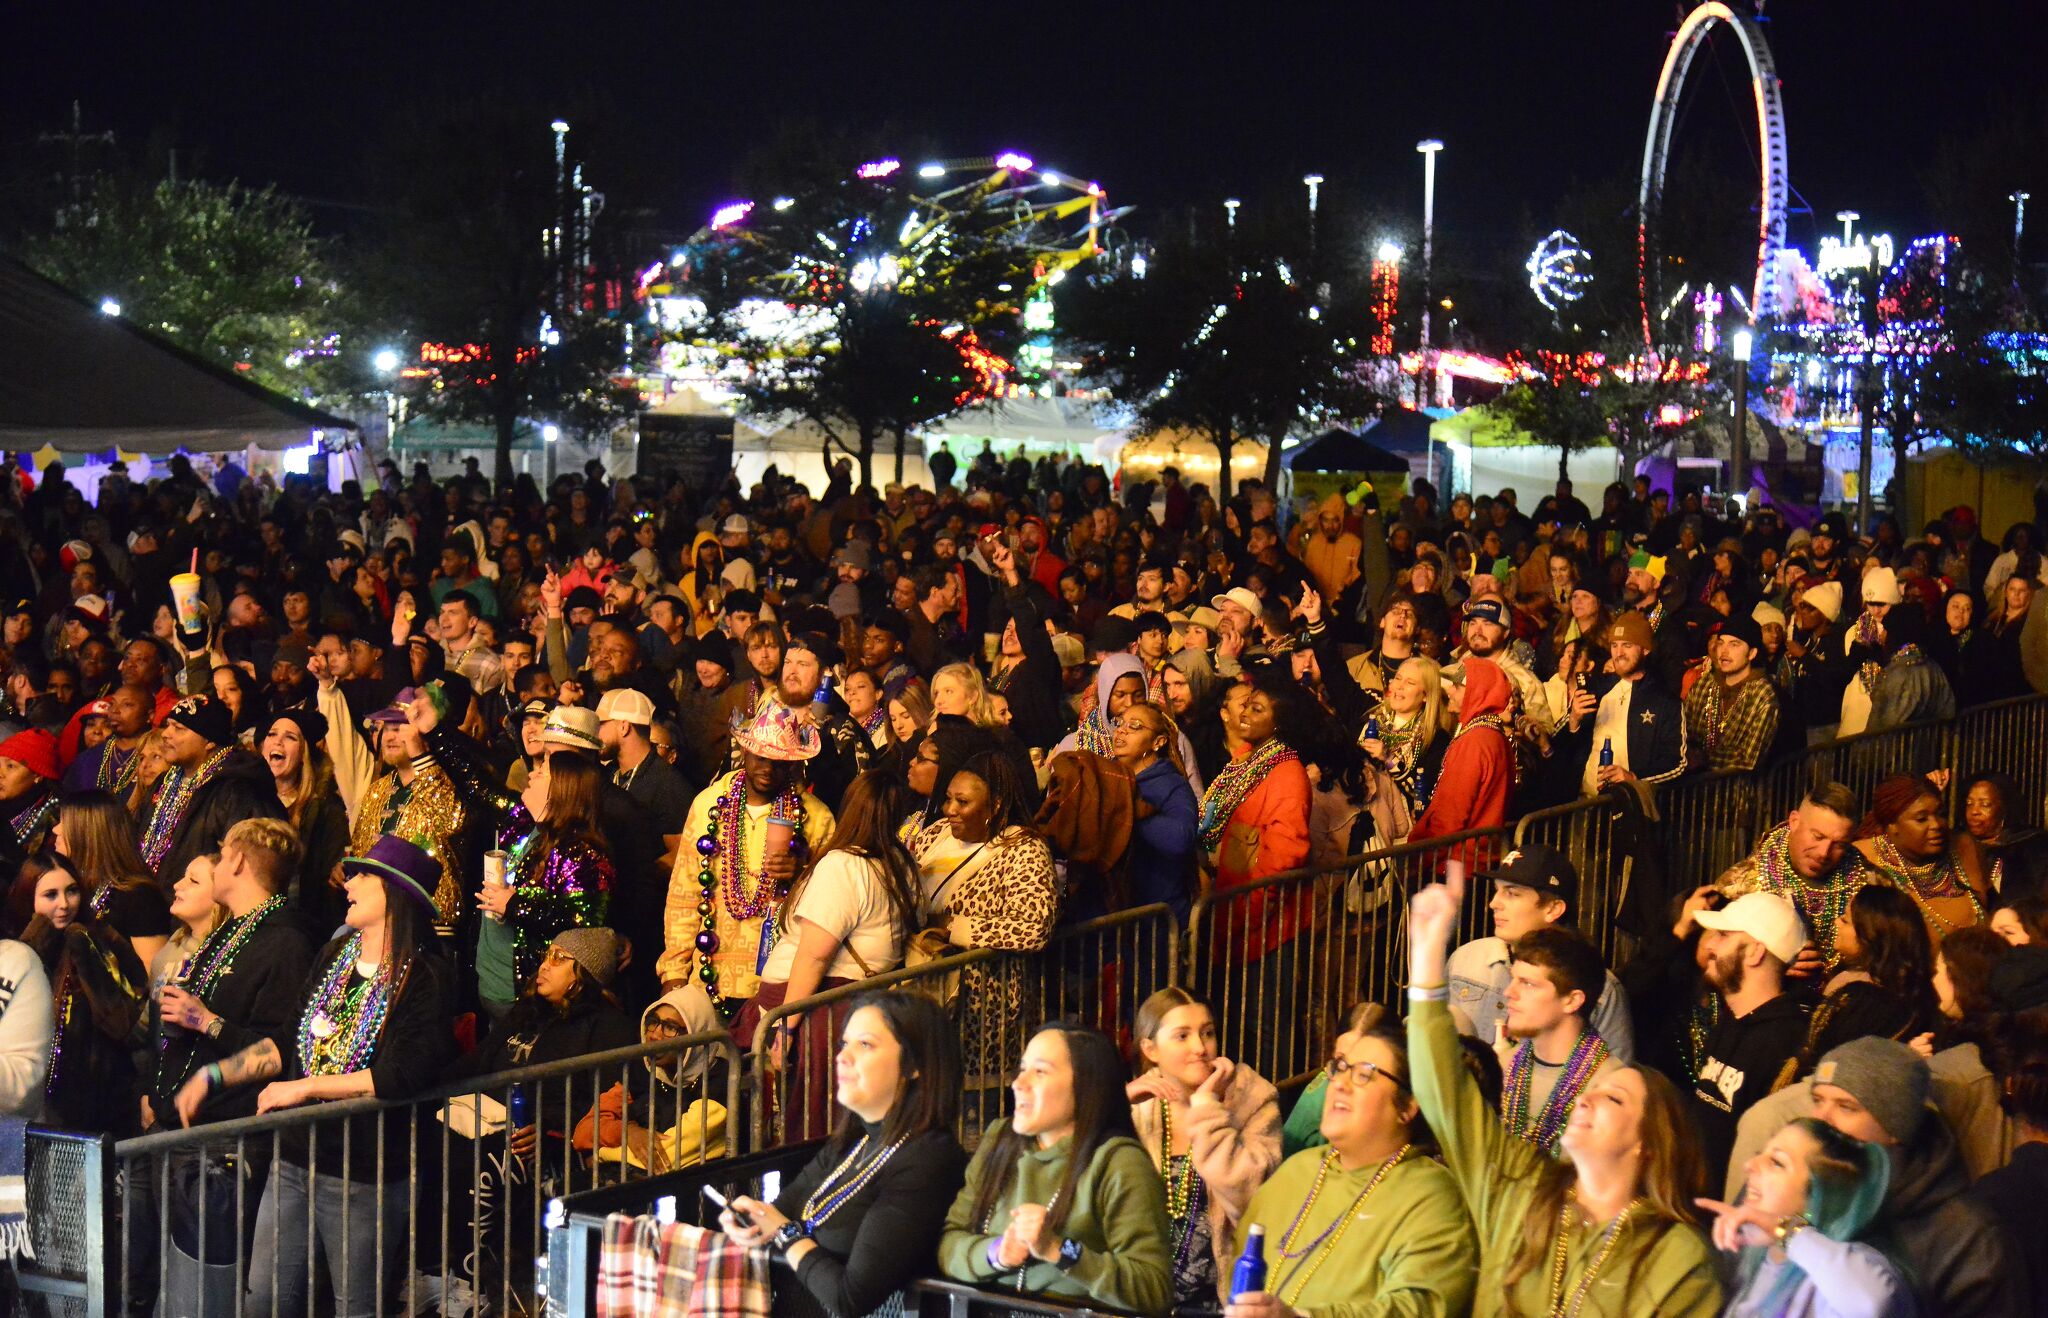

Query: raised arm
left=1405, top=861, right=1531, bottom=1232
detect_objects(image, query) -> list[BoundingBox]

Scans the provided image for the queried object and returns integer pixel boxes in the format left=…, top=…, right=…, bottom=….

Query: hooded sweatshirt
left=573, top=984, right=729, bottom=1169
left=1408, top=657, right=1514, bottom=857
left=1055, top=655, right=1202, bottom=797
left=1300, top=492, right=1364, bottom=604
left=1874, top=1113, right=2026, bottom=1318
left=678, top=530, right=725, bottom=636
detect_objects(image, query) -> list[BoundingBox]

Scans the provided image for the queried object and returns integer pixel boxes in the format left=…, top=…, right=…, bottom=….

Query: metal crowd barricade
left=95, top=1029, right=739, bottom=1318
left=1512, top=792, right=1638, bottom=966
left=1184, top=826, right=1511, bottom=1091
left=1650, top=770, right=1765, bottom=905
left=746, top=904, right=1182, bottom=1150
left=1954, top=695, right=2048, bottom=824
left=16, top=1127, right=113, bottom=1316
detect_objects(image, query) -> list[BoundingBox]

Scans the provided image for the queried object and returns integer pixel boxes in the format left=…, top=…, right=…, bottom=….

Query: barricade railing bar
left=91, top=1028, right=740, bottom=1318
left=746, top=904, right=1182, bottom=1149
left=1185, top=825, right=1513, bottom=1090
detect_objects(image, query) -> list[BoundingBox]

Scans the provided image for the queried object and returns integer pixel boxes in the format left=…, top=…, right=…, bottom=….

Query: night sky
left=4, top=2, right=2040, bottom=258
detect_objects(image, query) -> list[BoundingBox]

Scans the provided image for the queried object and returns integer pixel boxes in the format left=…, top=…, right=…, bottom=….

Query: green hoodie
left=939, top=1119, right=1173, bottom=1316
left=1408, top=999, right=1722, bottom=1317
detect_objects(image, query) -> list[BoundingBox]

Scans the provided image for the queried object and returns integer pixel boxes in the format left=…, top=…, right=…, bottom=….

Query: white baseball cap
left=1694, top=892, right=1808, bottom=965
left=1210, top=587, right=1261, bottom=619
left=595, top=687, right=656, bottom=727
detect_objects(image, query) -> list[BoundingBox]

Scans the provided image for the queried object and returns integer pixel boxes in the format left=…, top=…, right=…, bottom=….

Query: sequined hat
left=341, top=834, right=442, bottom=913
left=165, top=695, right=233, bottom=748
left=542, top=705, right=604, bottom=754
left=730, top=700, right=821, bottom=762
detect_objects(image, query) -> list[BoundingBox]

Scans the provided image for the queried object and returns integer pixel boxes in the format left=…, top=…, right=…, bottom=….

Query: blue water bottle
left=508, top=1083, right=532, bottom=1131
left=1598, top=737, right=1614, bottom=769
left=1362, top=714, right=1381, bottom=742
left=1231, top=1224, right=1267, bottom=1299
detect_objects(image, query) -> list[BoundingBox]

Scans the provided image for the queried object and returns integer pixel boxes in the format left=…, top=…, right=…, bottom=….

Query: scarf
left=1197, top=739, right=1298, bottom=849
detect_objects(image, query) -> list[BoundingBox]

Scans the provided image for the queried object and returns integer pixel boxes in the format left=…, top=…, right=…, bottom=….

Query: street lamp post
left=1416, top=140, right=1443, bottom=410
left=1223, top=198, right=1240, bottom=233
left=1729, top=328, right=1753, bottom=505
left=2013, top=191, right=2031, bottom=268
left=1303, top=173, right=1323, bottom=258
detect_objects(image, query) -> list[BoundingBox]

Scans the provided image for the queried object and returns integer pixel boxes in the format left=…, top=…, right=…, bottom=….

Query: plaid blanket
left=597, top=1212, right=769, bottom=1318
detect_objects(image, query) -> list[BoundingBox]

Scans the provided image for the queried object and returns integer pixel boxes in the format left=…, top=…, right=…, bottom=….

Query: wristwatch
left=772, top=1222, right=809, bottom=1254
left=203, top=1016, right=226, bottom=1041
left=1054, top=1238, right=1084, bottom=1272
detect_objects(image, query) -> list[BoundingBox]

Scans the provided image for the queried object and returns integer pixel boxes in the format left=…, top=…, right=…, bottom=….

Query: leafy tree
left=1058, top=216, right=1382, bottom=493
left=359, top=104, right=639, bottom=486
left=19, top=176, right=352, bottom=399
left=682, top=159, right=1052, bottom=489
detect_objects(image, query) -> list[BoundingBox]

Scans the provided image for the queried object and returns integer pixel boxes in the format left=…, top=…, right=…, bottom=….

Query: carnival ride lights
left=1526, top=231, right=1592, bottom=313
left=1638, top=2, right=1790, bottom=349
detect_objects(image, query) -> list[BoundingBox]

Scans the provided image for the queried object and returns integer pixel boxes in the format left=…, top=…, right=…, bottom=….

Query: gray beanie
left=1812, top=1036, right=1929, bottom=1143
left=550, top=927, right=621, bottom=989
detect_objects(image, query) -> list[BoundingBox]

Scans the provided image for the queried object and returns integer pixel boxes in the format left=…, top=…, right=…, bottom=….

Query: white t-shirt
left=760, top=851, right=903, bottom=984
left=1582, top=679, right=1636, bottom=796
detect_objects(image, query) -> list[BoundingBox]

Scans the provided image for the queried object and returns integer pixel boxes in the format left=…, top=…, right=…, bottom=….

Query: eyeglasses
left=645, top=1015, right=689, bottom=1039
left=1113, top=717, right=1161, bottom=735
left=1325, top=1054, right=1407, bottom=1093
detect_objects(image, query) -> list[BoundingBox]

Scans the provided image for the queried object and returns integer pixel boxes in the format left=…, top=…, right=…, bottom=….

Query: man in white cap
left=1683, top=890, right=1809, bottom=1174
left=658, top=701, right=835, bottom=1014
left=598, top=687, right=694, bottom=847
left=717, top=514, right=758, bottom=593
left=1835, top=565, right=1902, bottom=737
left=1209, top=586, right=1263, bottom=677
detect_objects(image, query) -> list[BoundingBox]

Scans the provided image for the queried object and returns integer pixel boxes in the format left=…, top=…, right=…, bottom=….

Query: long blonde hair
left=931, top=663, right=998, bottom=730
left=1389, top=656, right=1447, bottom=752
left=1498, top=1064, right=1706, bottom=1314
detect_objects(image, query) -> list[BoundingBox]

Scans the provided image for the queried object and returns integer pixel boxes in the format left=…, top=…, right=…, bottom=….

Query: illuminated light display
left=856, top=159, right=901, bottom=179
left=1526, top=231, right=1592, bottom=312
left=1370, top=249, right=1401, bottom=357
left=1399, top=349, right=1519, bottom=386
left=994, top=152, right=1034, bottom=172
left=710, top=200, right=754, bottom=230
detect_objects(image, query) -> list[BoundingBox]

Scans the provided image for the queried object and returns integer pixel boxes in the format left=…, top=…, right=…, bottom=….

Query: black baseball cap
left=1478, top=844, right=1579, bottom=915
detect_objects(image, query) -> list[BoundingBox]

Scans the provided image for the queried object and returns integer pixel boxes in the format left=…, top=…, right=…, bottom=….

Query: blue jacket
left=1128, top=758, right=1199, bottom=922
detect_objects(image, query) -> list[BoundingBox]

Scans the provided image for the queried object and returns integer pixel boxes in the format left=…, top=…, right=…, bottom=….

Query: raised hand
left=1297, top=584, right=1323, bottom=627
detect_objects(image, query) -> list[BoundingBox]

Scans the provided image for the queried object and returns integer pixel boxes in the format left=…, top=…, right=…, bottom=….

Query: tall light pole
left=551, top=120, right=570, bottom=314
left=1855, top=253, right=1877, bottom=534
left=1303, top=173, right=1323, bottom=258
left=1223, top=198, right=1241, bottom=233
left=1416, top=140, right=1443, bottom=409
left=2013, top=191, right=2031, bottom=268
left=1835, top=209, right=1859, bottom=245
left=1729, top=328, right=1753, bottom=505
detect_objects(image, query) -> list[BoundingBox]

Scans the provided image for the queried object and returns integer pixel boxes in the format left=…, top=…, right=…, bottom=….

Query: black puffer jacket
left=148, top=749, right=286, bottom=891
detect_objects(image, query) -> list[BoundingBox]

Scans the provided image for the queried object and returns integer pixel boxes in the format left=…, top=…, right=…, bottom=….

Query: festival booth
left=1428, top=404, right=1622, bottom=500
left=0, top=258, right=356, bottom=496
left=1112, top=426, right=1269, bottom=494
left=1282, top=426, right=1411, bottom=508
left=921, top=395, right=1124, bottom=477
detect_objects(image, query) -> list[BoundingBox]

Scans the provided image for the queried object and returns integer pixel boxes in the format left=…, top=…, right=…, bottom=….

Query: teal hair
left=1735, top=1117, right=1892, bottom=1313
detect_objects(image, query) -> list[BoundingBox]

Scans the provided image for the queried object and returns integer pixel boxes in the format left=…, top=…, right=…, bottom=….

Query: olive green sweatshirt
left=939, top=1119, right=1174, bottom=1316
left=1236, top=1145, right=1477, bottom=1317
left=1408, top=998, right=1724, bottom=1317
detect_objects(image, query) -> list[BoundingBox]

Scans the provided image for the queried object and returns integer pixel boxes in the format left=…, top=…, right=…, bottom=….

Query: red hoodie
left=1409, top=657, right=1514, bottom=867
left=1022, top=516, right=1066, bottom=595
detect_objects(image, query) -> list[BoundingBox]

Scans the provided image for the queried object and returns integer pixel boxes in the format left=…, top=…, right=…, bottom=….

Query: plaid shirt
left=1684, top=669, right=1779, bottom=772
left=598, top=1213, right=770, bottom=1318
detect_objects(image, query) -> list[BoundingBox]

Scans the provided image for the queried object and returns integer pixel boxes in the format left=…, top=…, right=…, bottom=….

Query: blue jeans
left=246, top=1160, right=407, bottom=1318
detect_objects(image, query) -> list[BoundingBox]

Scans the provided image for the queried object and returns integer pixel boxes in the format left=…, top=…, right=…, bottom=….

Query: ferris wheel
left=1637, top=2, right=1790, bottom=350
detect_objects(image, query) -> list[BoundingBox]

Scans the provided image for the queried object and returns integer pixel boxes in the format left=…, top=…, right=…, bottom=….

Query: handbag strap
left=926, top=841, right=988, bottom=909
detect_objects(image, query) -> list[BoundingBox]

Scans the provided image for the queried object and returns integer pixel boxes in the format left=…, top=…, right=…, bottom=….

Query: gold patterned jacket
left=350, top=762, right=467, bottom=925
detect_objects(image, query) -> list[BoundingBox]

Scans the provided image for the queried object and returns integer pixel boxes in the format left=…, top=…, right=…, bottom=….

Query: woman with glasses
left=1127, top=988, right=1281, bottom=1314
left=718, top=994, right=970, bottom=1318
left=1111, top=702, right=1201, bottom=922
left=1226, top=1006, right=1476, bottom=1318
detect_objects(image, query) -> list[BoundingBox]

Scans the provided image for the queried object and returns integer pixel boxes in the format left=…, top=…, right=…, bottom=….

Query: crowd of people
left=0, top=446, right=2041, bottom=1316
